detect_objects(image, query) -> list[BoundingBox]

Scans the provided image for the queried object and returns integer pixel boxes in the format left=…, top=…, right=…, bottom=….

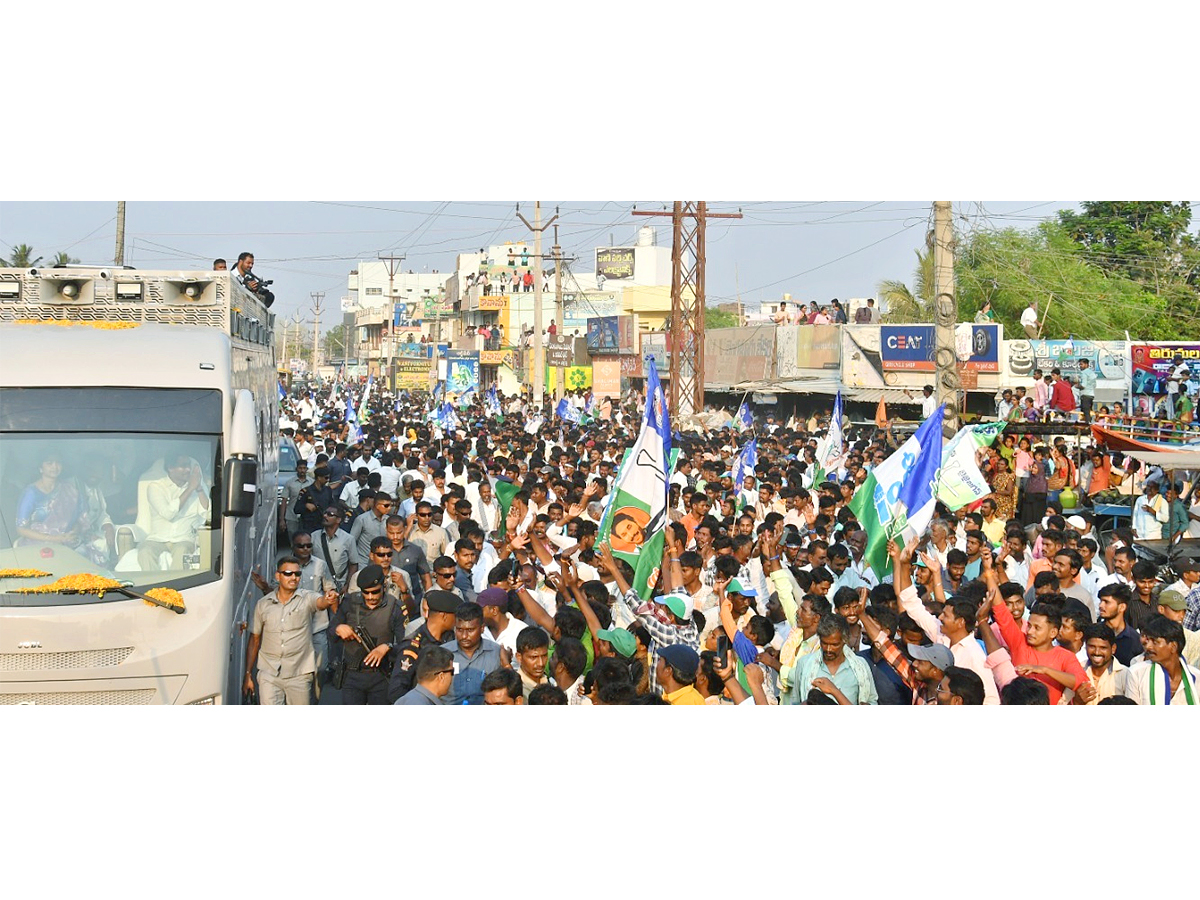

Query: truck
left=0, top=265, right=278, bottom=704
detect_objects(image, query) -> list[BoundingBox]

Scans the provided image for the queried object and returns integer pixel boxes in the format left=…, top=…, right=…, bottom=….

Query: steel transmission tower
left=634, top=202, right=741, bottom=417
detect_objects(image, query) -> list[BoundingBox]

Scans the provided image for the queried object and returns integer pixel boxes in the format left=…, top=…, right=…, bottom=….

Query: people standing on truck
left=137, top=455, right=211, bottom=571
left=245, top=557, right=339, bottom=705
left=1078, top=358, right=1097, bottom=423
left=231, top=252, right=255, bottom=287
left=213, top=259, right=227, bottom=271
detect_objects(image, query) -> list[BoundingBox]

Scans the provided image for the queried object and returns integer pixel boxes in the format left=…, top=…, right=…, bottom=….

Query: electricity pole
left=378, top=252, right=405, bottom=392
left=310, top=292, right=325, bottom=376
left=517, top=202, right=559, bottom=408
left=932, top=201, right=960, bottom=434
left=553, top=227, right=564, bottom=402
left=633, top=202, right=742, bottom=417
left=114, top=201, right=127, bottom=266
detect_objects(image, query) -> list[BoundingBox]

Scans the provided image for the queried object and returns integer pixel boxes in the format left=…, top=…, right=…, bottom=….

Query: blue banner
left=446, top=349, right=480, bottom=395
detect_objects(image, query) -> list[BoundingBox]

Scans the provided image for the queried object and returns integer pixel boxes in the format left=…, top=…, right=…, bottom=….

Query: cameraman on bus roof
left=232, top=251, right=275, bottom=308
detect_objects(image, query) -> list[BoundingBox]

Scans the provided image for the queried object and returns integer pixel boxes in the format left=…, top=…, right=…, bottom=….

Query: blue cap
left=658, top=644, right=700, bottom=678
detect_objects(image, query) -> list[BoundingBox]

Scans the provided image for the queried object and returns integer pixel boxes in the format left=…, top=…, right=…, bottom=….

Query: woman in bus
left=16, top=452, right=84, bottom=550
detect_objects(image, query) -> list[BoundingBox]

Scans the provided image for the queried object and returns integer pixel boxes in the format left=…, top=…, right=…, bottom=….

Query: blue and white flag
left=814, top=391, right=845, bottom=482
left=345, top=396, right=364, bottom=445
left=732, top=439, right=758, bottom=493
left=358, top=373, right=373, bottom=420
left=278, top=381, right=287, bottom=401
left=556, top=398, right=583, bottom=425
left=485, top=385, right=504, bottom=420
left=437, top=402, right=461, bottom=433
left=644, top=355, right=672, bottom=479
left=735, top=400, right=754, bottom=433
left=432, top=381, right=444, bottom=405
left=894, top=404, right=946, bottom=542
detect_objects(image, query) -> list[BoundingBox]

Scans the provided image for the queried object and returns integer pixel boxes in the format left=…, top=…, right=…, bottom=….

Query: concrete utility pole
left=114, top=201, right=126, bottom=266
left=310, top=292, right=326, bottom=375
left=517, top=202, right=559, bottom=408
left=633, top=203, right=742, bottom=418
left=378, top=252, right=405, bottom=392
left=553, top=227, right=564, bottom=402
left=932, top=201, right=960, bottom=434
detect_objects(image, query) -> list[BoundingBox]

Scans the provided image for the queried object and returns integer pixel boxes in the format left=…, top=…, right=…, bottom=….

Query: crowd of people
left=258, top=377, right=1200, bottom=706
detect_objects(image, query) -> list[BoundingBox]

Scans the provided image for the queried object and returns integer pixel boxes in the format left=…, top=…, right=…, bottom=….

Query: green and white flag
left=936, top=421, right=1006, bottom=511
left=597, top=357, right=672, bottom=601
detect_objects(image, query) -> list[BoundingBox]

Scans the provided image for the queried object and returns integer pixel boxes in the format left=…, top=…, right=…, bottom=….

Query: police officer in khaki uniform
left=387, top=589, right=458, bottom=703
left=330, top=565, right=405, bottom=705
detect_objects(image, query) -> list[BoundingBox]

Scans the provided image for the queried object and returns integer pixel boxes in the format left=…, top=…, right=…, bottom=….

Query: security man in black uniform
left=387, top=589, right=458, bottom=704
left=329, top=565, right=404, bottom=705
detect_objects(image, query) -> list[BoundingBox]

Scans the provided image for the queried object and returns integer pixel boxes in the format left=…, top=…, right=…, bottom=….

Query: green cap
left=1157, top=590, right=1186, bottom=612
left=597, top=628, right=637, bottom=658
left=727, top=578, right=758, bottom=597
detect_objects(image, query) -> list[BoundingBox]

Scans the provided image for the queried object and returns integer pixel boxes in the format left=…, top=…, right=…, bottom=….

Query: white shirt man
left=351, top=453, right=381, bottom=476
left=921, top=389, right=938, bottom=419
left=137, top=457, right=212, bottom=570
left=1020, top=302, right=1039, bottom=336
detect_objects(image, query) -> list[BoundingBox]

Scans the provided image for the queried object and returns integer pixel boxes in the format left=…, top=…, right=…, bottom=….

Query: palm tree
left=49, top=252, right=81, bottom=267
left=6, top=244, right=42, bottom=267
left=878, top=249, right=935, bottom=323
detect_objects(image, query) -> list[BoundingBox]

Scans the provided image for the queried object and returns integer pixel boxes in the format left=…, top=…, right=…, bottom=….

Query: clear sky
left=0, top=200, right=1076, bottom=327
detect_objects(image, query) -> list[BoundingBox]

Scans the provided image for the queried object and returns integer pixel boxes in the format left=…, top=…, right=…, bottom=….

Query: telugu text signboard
left=1131, top=343, right=1200, bottom=396
left=547, top=335, right=574, bottom=368
left=596, top=247, right=635, bottom=280
left=563, top=292, right=619, bottom=328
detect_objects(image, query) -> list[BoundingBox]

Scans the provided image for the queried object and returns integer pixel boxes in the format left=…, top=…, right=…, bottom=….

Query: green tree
left=1057, top=201, right=1199, bottom=318
left=877, top=248, right=934, bottom=323
left=6, top=244, right=42, bottom=267
left=955, top=222, right=1193, bottom=340
left=49, top=252, right=81, bottom=267
left=705, top=307, right=739, bottom=329
left=323, top=324, right=347, bottom=358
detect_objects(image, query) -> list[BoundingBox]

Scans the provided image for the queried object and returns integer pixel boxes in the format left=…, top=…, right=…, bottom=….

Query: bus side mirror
left=224, top=458, right=258, bottom=518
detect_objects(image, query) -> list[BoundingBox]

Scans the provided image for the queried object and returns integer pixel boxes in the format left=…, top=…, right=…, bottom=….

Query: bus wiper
left=113, top=582, right=187, bottom=615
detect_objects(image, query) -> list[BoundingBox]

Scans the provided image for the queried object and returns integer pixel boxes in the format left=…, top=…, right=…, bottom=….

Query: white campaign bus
left=0, top=266, right=278, bottom=704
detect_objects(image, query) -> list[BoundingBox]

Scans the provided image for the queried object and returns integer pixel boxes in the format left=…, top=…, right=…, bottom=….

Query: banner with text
left=596, top=247, right=636, bottom=281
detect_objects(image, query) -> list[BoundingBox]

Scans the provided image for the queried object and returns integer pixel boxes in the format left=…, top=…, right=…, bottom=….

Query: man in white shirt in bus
left=138, top=455, right=212, bottom=571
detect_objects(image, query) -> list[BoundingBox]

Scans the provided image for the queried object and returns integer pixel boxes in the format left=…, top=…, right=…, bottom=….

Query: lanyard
left=1149, top=662, right=1196, bottom=705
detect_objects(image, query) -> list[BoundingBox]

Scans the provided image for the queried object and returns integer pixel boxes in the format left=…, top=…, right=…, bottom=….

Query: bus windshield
left=0, top=388, right=224, bottom=607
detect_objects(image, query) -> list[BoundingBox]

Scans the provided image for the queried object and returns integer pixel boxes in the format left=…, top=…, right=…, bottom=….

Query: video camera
left=243, top=270, right=276, bottom=308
